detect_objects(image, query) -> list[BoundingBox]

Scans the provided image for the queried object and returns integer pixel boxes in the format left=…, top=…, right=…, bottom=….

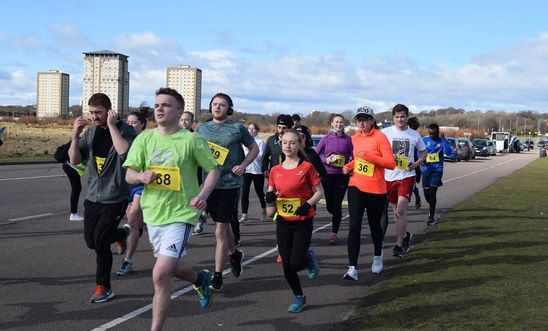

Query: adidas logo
left=167, top=243, right=178, bottom=252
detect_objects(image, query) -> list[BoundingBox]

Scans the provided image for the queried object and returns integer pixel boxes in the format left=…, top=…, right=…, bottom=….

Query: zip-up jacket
left=78, top=121, right=136, bottom=203
left=346, top=128, right=395, bottom=194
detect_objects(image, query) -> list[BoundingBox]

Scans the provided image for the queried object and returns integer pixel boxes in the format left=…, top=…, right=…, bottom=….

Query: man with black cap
left=262, top=114, right=294, bottom=177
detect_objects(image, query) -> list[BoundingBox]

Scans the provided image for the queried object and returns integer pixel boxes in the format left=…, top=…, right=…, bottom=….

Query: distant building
left=36, top=70, right=70, bottom=118
left=82, top=50, right=129, bottom=117
left=166, top=65, right=202, bottom=115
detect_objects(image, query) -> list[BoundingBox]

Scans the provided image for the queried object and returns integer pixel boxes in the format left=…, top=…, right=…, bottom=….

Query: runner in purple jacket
left=315, top=114, right=353, bottom=245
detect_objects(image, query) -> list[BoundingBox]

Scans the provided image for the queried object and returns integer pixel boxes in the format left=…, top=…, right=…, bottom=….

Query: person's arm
left=265, top=185, right=277, bottom=217
left=409, top=149, right=426, bottom=171
left=315, top=136, right=327, bottom=162
left=190, top=167, right=221, bottom=211
left=441, top=137, right=452, bottom=156
left=233, top=141, right=259, bottom=176
left=306, top=183, right=323, bottom=206
left=107, top=111, right=130, bottom=155
left=68, top=117, right=87, bottom=165
left=262, top=139, right=272, bottom=174
left=361, top=134, right=396, bottom=170
left=125, top=167, right=157, bottom=185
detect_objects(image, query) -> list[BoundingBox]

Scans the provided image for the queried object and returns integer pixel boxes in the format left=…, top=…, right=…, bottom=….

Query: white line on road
left=90, top=220, right=336, bottom=331
left=89, top=154, right=531, bottom=330
left=0, top=174, right=64, bottom=182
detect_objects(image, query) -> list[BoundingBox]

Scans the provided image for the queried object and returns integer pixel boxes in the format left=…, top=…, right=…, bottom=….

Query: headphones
left=208, top=92, right=234, bottom=115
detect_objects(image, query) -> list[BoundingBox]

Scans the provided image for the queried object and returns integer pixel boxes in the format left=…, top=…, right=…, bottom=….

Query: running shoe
left=415, top=198, right=421, bottom=209
left=193, top=270, right=212, bottom=309
left=343, top=266, right=358, bottom=281
left=288, top=295, right=306, bottom=313
left=89, top=285, right=114, bottom=303
left=69, top=213, right=84, bottom=221
left=114, top=225, right=130, bottom=255
left=371, top=253, right=383, bottom=274
left=209, top=273, right=223, bottom=291
left=393, top=245, right=405, bottom=258
left=276, top=254, right=282, bottom=263
left=238, top=214, right=248, bottom=223
left=230, top=250, right=244, bottom=277
left=427, top=216, right=437, bottom=226
left=116, top=260, right=133, bottom=276
left=328, top=232, right=337, bottom=245
left=259, top=209, right=267, bottom=222
left=306, top=249, right=319, bottom=280
left=403, top=231, right=413, bottom=252
left=192, top=219, right=205, bottom=236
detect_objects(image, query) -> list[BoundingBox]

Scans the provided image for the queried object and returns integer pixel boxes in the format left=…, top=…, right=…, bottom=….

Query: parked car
left=458, top=137, right=476, bottom=160
left=311, top=134, right=324, bottom=147
left=538, top=139, right=547, bottom=148
left=472, top=139, right=489, bottom=157
left=523, top=139, right=534, bottom=150
left=444, top=137, right=461, bottom=162
left=486, top=140, right=497, bottom=156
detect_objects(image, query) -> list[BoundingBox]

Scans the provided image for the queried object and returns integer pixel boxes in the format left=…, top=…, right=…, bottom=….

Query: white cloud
left=113, top=31, right=175, bottom=51
left=50, top=25, right=89, bottom=48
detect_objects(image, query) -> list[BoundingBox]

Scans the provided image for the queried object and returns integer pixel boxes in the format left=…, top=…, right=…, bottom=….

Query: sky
left=1, top=0, right=548, bottom=115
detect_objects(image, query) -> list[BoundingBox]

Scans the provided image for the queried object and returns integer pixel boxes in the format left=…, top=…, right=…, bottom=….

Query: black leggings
left=424, top=187, right=438, bottom=217
left=241, top=173, right=266, bottom=213
left=277, top=218, right=313, bottom=296
left=322, top=173, right=349, bottom=234
left=347, top=187, right=386, bottom=266
left=62, top=163, right=82, bottom=213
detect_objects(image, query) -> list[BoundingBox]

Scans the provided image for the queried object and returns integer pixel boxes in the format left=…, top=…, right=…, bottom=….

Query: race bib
left=276, top=198, right=301, bottom=217
left=355, top=158, right=375, bottom=177
left=426, top=153, right=440, bottom=163
left=147, top=165, right=181, bottom=191
left=395, top=156, right=409, bottom=170
left=94, top=156, right=106, bottom=174
left=331, top=154, right=345, bottom=167
left=207, top=141, right=229, bottom=165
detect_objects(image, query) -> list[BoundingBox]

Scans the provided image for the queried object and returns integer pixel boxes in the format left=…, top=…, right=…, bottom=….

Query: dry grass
left=0, top=121, right=73, bottom=158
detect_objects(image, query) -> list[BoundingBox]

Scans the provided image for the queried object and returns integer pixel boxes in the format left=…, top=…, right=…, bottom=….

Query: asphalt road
left=0, top=151, right=539, bottom=331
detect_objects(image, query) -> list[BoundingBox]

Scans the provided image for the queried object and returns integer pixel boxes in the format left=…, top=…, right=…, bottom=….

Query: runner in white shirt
left=383, top=104, right=426, bottom=258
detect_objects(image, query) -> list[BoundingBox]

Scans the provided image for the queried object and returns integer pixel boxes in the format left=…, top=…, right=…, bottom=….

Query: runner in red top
left=266, top=129, right=323, bottom=313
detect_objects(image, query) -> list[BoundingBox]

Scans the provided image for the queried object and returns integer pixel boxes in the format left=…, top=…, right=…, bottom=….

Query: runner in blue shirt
left=421, top=123, right=452, bottom=226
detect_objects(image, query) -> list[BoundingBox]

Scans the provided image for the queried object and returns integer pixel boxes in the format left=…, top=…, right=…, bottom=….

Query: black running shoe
left=209, top=273, right=223, bottom=291
left=230, top=250, right=244, bottom=277
left=427, top=216, right=437, bottom=226
left=393, top=245, right=405, bottom=258
left=402, top=231, right=413, bottom=252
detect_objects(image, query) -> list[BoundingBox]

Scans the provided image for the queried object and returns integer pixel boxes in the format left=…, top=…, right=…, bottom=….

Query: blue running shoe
left=194, top=270, right=212, bottom=309
left=288, top=295, right=306, bottom=313
left=306, top=249, right=319, bottom=280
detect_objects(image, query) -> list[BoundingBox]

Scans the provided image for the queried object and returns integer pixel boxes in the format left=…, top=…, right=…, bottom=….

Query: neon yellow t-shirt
left=123, top=129, right=218, bottom=226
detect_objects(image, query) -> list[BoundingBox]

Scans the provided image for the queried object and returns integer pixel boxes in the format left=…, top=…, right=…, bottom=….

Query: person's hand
left=190, top=195, right=207, bottom=211
left=342, top=165, right=349, bottom=174
left=265, top=191, right=277, bottom=204
left=107, top=110, right=118, bottom=127
left=232, top=164, right=245, bottom=176
left=141, top=170, right=158, bottom=184
left=73, top=117, right=87, bottom=136
left=294, top=202, right=311, bottom=216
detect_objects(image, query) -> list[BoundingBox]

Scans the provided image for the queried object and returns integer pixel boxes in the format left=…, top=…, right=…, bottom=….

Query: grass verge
left=342, top=158, right=548, bottom=330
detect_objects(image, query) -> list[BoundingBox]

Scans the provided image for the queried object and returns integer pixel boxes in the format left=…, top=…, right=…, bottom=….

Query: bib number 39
left=147, top=165, right=181, bottom=191
left=207, top=141, right=229, bottom=166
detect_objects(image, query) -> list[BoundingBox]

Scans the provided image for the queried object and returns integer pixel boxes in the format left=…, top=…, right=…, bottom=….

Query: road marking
left=90, top=219, right=338, bottom=331
left=0, top=174, right=64, bottom=182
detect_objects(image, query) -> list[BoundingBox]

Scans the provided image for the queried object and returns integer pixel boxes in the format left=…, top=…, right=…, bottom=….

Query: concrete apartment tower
left=82, top=50, right=129, bottom=117
left=166, top=65, right=202, bottom=115
left=36, top=70, right=70, bottom=118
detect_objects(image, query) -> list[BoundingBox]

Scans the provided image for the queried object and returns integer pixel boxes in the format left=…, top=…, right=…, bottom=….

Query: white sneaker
left=371, top=253, right=384, bottom=274
left=343, top=266, right=358, bottom=281
left=192, top=220, right=205, bottom=236
left=70, top=213, right=84, bottom=221
left=259, top=209, right=267, bottom=222
left=238, top=214, right=248, bottom=223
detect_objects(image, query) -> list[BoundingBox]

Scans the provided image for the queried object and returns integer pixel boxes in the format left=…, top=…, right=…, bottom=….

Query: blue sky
left=1, top=0, right=548, bottom=114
